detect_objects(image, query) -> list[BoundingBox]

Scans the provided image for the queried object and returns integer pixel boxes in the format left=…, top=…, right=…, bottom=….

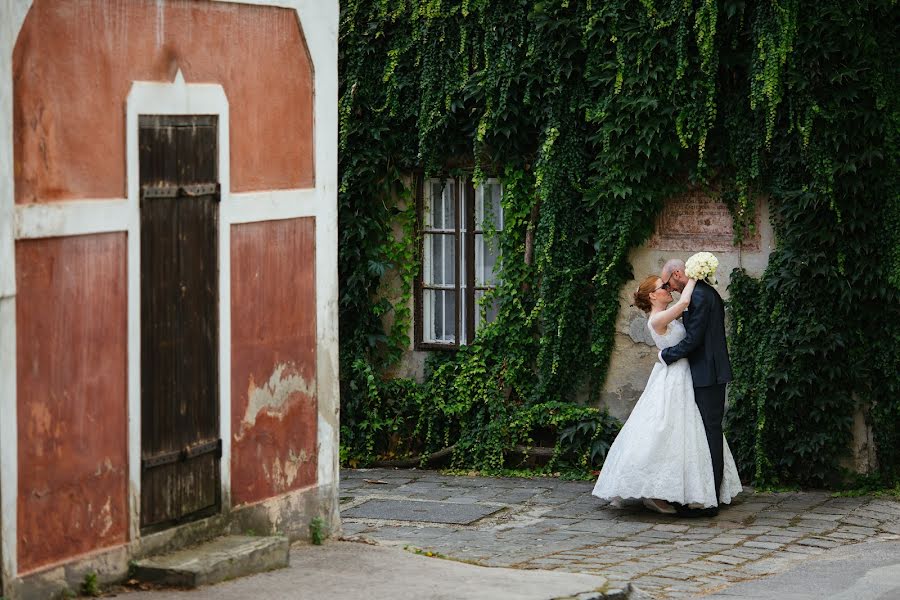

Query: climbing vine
left=339, top=0, right=900, bottom=485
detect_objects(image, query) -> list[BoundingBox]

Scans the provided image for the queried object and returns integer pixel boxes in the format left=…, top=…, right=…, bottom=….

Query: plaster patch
left=237, top=363, right=315, bottom=440
left=28, top=400, right=53, bottom=439
left=95, top=497, right=113, bottom=537
left=93, top=457, right=114, bottom=477
left=317, top=413, right=335, bottom=486
left=264, top=448, right=312, bottom=492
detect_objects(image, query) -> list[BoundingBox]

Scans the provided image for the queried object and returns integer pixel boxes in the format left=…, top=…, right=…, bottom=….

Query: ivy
left=339, top=0, right=900, bottom=485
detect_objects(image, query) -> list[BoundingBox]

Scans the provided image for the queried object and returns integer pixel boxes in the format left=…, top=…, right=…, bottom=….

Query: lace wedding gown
left=592, top=318, right=742, bottom=508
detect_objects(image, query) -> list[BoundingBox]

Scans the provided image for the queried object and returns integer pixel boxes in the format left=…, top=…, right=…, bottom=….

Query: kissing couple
left=592, top=257, right=742, bottom=518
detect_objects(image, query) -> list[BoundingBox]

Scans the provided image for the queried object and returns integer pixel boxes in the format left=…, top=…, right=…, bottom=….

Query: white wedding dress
left=592, top=318, right=742, bottom=508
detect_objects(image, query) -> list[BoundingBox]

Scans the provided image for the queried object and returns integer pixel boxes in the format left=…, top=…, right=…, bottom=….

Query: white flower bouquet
left=685, top=251, right=719, bottom=285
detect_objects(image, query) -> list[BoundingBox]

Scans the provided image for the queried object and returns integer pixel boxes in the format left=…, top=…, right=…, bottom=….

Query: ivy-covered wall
left=338, top=0, right=899, bottom=485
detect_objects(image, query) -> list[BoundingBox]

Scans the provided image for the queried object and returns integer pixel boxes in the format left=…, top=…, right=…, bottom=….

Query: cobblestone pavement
left=340, top=469, right=900, bottom=599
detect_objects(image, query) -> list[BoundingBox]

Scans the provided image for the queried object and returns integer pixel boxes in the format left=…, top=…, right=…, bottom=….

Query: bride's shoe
left=643, top=498, right=677, bottom=514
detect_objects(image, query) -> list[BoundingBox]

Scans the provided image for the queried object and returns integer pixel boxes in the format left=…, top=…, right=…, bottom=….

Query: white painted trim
left=15, top=200, right=129, bottom=239
left=0, top=298, right=16, bottom=589
left=225, top=189, right=319, bottom=224
left=12, top=190, right=337, bottom=238
left=126, top=70, right=233, bottom=537
left=0, top=0, right=33, bottom=586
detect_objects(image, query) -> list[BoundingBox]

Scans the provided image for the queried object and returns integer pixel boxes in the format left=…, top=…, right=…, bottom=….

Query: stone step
left=133, top=535, right=290, bottom=588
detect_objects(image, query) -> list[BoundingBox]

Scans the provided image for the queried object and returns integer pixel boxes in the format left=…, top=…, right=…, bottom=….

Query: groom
left=659, top=258, right=732, bottom=517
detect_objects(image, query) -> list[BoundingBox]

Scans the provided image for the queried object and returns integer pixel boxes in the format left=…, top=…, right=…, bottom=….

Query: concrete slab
left=133, top=535, right=289, bottom=588
left=695, top=540, right=900, bottom=599
left=122, top=541, right=614, bottom=600
left=343, top=499, right=502, bottom=524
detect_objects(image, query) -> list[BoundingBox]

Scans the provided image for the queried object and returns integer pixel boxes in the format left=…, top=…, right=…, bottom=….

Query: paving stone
left=794, top=536, right=842, bottom=549
left=709, top=535, right=747, bottom=544
left=729, top=526, right=773, bottom=535
left=854, top=510, right=893, bottom=521
left=790, top=521, right=837, bottom=534
left=799, top=512, right=844, bottom=521
left=826, top=531, right=869, bottom=541
left=705, top=554, right=748, bottom=565
left=743, top=540, right=785, bottom=550
left=633, top=574, right=689, bottom=586
left=653, top=523, right=690, bottom=533
left=651, top=567, right=698, bottom=581
left=609, top=540, right=648, bottom=548
left=677, top=542, right=733, bottom=553
left=395, top=482, right=446, bottom=491
left=753, top=534, right=800, bottom=544
left=682, top=560, right=728, bottom=574
left=342, top=499, right=502, bottom=524
left=739, top=557, right=795, bottom=575
left=840, top=515, right=882, bottom=527
left=780, top=542, right=825, bottom=553
left=679, top=531, right=718, bottom=540
left=752, top=518, right=793, bottom=527
left=756, top=510, right=799, bottom=519
left=720, top=547, right=768, bottom=560
left=879, top=522, right=900, bottom=534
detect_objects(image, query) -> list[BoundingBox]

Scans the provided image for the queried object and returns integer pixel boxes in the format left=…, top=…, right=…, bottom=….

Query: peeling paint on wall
left=230, top=218, right=318, bottom=505
left=237, top=363, right=316, bottom=440
left=262, top=447, right=314, bottom=491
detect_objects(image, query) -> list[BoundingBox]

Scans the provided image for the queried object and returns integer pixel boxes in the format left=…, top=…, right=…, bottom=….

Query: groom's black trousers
left=694, top=383, right=727, bottom=499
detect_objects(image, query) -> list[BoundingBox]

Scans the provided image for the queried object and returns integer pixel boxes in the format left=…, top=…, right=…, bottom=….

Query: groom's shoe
left=675, top=505, right=719, bottom=519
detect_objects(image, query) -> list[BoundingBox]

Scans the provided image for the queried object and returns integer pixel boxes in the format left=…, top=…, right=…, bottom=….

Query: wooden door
left=139, top=115, right=221, bottom=531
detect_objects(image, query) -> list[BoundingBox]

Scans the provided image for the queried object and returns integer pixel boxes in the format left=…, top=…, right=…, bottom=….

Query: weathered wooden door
left=139, top=115, right=221, bottom=531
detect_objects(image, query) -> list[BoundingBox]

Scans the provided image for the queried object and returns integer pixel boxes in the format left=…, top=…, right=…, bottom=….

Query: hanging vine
left=339, top=0, right=900, bottom=485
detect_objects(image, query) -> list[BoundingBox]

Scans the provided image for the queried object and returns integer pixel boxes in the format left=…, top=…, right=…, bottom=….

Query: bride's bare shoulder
left=648, top=313, right=669, bottom=335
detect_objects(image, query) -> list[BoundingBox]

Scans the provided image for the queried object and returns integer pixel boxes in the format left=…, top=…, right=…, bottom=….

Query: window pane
left=488, top=182, right=502, bottom=230
left=423, top=289, right=456, bottom=344
left=444, top=233, right=455, bottom=285
left=424, top=233, right=457, bottom=286
left=431, top=288, right=442, bottom=340
left=428, top=233, right=443, bottom=285
left=429, top=181, right=443, bottom=229
left=475, top=233, right=500, bottom=286
left=476, top=182, right=502, bottom=231
left=474, top=290, right=500, bottom=332
left=444, top=290, right=456, bottom=341
left=444, top=179, right=456, bottom=231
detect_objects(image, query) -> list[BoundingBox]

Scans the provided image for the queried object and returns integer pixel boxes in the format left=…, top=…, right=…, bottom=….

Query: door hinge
left=142, top=183, right=220, bottom=200
left=142, top=438, right=222, bottom=471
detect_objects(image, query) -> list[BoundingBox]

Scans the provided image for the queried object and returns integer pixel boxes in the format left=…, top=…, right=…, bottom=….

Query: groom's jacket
left=661, top=280, right=732, bottom=387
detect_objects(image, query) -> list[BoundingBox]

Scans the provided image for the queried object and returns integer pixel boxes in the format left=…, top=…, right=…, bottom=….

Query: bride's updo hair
left=632, top=275, right=661, bottom=313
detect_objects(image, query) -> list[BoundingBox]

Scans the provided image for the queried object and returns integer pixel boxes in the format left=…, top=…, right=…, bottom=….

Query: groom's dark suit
left=661, top=280, right=732, bottom=499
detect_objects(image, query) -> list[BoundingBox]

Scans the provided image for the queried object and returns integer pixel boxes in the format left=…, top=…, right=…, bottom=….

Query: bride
left=592, top=275, right=742, bottom=514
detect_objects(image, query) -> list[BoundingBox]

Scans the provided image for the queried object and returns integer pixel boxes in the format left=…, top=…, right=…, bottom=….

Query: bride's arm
left=649, top=279, right=697, bottom=331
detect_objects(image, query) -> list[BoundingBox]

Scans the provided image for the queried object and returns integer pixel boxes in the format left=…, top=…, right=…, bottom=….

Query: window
left=416, top=176, right=503, bottom=348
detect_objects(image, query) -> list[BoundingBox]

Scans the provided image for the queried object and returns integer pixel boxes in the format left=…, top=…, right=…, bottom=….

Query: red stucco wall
left=13, top=0, right=314, bottom=204
left=12, top=0, right=321, bottom=571
left=231, top=218, right=318, bottom=505
left=16, top=234, right=129, bottom=574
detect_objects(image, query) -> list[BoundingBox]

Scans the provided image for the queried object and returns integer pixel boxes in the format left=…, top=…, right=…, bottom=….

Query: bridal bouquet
left=685, top=251, right=719, bottom=285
